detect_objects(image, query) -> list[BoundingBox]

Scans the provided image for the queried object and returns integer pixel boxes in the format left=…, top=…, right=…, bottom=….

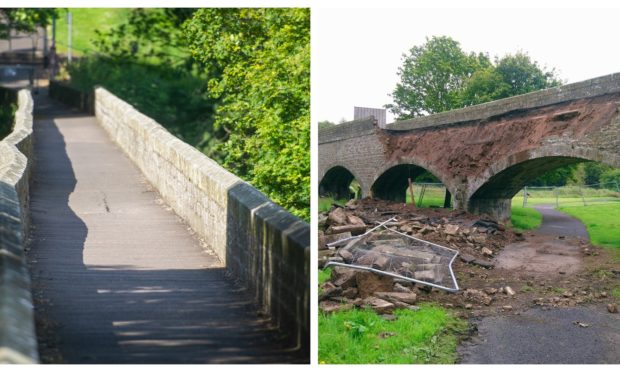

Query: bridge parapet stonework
left=319, top=73, right=620, bottom=221
left=0, top=87, right=38, bottom=363
left=96, top=88, right=310, bottom=355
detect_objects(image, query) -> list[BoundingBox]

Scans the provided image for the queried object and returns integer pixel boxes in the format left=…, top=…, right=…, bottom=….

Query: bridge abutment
left=467, top=198, right=512, bottom=222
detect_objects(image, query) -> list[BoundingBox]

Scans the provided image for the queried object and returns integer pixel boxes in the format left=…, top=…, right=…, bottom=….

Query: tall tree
left=184, top=8, right=310, bottom=219
left=0, top=8, right=57, bottom=39
left=461, top=52, right=561, bottom=105
left=386, top=36, right=490, bottom=119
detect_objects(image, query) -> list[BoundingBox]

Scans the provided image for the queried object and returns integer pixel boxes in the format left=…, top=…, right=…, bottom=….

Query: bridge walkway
left=27, top=93, right=299, bottom=363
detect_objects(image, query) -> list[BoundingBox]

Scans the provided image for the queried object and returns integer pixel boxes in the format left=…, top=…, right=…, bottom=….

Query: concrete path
left=27, top=96, right=301, bottom=363
left=459, top=207, right=619, bottom=364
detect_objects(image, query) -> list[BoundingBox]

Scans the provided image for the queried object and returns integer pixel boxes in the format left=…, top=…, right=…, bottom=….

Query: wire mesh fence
left=407, top=182, right=449, bottom=208
left=517, top=182, right=620, bottom=208
left=326, top=219, right=460, bottom=292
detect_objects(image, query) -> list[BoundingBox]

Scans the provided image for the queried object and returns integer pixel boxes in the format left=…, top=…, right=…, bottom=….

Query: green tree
left=0, top=8, right=57, bottom=39
left=601, top=169, right=620, bottom=189
left=93, top=8, right=196, bottom=69
left=583, top=162, right=613, bottom=186
left=530, top=164, right=579, bottom=186
left=318, top=120, right=335, bottom=130
left=184, top=8, right=310, bottom=220
left=462, top=52, right=561, bottom=105
left=386, top=36, right=490, bottom=119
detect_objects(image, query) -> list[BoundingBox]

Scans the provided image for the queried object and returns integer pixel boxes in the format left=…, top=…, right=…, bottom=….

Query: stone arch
left=466, top=144, right=620, bottom=220
left=370, top=158, right=453, bottom=204
left=319, top=165, right=362, bottom=200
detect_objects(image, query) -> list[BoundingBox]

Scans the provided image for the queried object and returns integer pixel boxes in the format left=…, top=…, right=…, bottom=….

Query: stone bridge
left=319, top=73, right=620, bottom=221
left=0, top=84, right=309, bottom=363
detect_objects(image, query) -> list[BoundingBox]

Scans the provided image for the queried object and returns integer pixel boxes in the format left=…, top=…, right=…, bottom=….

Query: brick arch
left=371, top=157, right=456, bottom=196
left=319, top=164, right=365, bottom=200
left=466, top=144, right=620, bottom=220
left=370, top=157, right=454, bottom=203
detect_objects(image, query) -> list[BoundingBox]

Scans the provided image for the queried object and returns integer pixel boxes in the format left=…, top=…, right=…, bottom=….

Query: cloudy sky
left=312, top=6, right=620, bottom=124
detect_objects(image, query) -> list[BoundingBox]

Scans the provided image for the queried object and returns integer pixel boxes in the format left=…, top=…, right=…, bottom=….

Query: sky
left=313, top=6, right=620, bottom=124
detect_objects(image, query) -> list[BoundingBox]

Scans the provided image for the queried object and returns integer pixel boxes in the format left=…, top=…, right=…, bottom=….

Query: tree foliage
left=93, top=8, right=196, bottom=69
left=386, top=36, right=490, bottom=119
left=387, top=36, right=561, bottom=119
left=318, top=120, right=335, bottom=130
left=0, top=8, right=57, bottom=39
left=462, top=52, right=561, bottom=105
left=184, top=8, right=310, bottom=219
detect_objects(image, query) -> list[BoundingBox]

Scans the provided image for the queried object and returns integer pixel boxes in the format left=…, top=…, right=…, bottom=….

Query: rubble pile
left=336, top=226, right=457, bottom=279
left=319, top=266, right=420, bottom=315
left=319, top=199, right=517, bottom=270
left=319, top=199, right=619, bottom=318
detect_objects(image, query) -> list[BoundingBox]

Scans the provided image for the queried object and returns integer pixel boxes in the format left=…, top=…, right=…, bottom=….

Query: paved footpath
left=459, top=206, right=619, bottom=364
left=27, top=95, right=302, bottom=363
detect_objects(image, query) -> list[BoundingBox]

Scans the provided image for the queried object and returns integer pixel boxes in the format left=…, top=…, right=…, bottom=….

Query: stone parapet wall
left=94, top=87, right=309, bottom=355
left=388, top=72, right=620, bottom=131
left=318, top=117, right=376, bottom=144
left=0, top=88, right=38, bottom=364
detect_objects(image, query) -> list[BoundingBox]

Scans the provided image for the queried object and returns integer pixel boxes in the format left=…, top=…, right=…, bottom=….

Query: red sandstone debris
left=365, top=297, right=395, bottom=314
left=356, top=271, right=394, bottom=298
left=327, top=207, right=348, bottom=226
left=464, top=289, right=493, bottom=306
left=608, top=303, right=618, bottom=313
left=375, top=291, right=417, bottom=305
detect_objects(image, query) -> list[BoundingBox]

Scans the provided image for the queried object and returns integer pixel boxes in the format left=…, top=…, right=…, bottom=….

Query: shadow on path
left=27, top=96, right=304, bottom=363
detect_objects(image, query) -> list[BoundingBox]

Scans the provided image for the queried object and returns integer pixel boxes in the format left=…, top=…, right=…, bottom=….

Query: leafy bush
left=66, top=57, right=222, bottom=159
left=0, top=103, right=16, bottom=139
left=184, top=8, right=310, bottom=220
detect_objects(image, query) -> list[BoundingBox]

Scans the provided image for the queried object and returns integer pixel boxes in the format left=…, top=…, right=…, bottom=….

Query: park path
left=533, top=204, right=589, bottom=238
left=459, top=206, right=620, bottom=364
left=27, top=94, right=299, bottom=364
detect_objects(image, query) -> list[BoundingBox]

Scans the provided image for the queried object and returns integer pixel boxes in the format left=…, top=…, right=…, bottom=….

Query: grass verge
left=510, top=205, right=542, bottom=231
left=559, top=204, right=620, bottom=250
left=319, top=305, right=466, bottom=364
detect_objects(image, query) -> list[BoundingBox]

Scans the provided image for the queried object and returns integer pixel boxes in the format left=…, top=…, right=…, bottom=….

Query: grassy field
left=52, top=8, right=131, bottom=55
left=559, top=204, right=620, bottom=249
left=319, top=306, right=466, bottom=364
left=513, top=186, right=620, bottom=208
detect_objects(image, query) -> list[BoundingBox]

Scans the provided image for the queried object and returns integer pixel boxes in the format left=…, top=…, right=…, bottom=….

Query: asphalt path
left=459, top=206, right=619, bottom=364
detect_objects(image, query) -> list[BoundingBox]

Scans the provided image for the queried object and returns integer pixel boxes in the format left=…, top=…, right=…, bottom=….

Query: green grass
left=512, top=186, right=620, bottom=208
left=52, top=8, right=131, bottom=55
left=510, top=205, right=543, bottom=231
left=319, top=305, right=466, bottom=364
left=319, top=268, right=332, bottom=286
left=559, top=204, right=620, bottom=249
left=319, top=197, right=349, bottom=213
